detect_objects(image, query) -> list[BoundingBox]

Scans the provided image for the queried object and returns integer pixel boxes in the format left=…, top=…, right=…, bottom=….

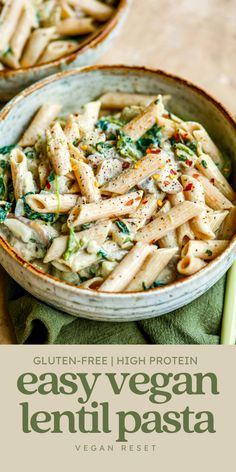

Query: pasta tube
left=217, top=207, right=236, bottom=240
left=135, top=201, right=203, bottom=243
left=102, top=151, right=167, bottom=195
left=68, top=191, right=143, bottom=227
left=10, top=149, right=28, bottom=200
left=71, top=158, right=100, bottom=203
left=100, top=92, right=157, bottom=109
left=168, top=191, right=194, bottom=246
left=157, top=201, right=178, bottom=248
left=181, top=175, right=215, bottom=240
left=208, top=210, right=229, bottom=232
left=56, top=17, right=95, bottom=35
left=10, top=8, right=33, bottom=60
left=47, top=122, right=72, bottom=176
left=21, top=27, right=55, bottom=67
left=19, top=104, right=61, bottom=147
left=186, top=169, right=233, bottom=210
left=26, top=194, right=78, bottom=213
left=125, top=247, right=178, bottom=292
left=196, top=153, right=236, bottom=201
left=98, top=242, right=153, bottom=292
left=0, top=0, right=24, bottom=53
left=68, top=0, right=114, bottom=22
left=181, top=240, right=229, bottom=260
left=63, top=114, right=80, bottom=143
left=177, top=256, right=207, bottom=276
left=38, top=40, right=79, bottom=64
left=122, top=97, right=162, bottom=141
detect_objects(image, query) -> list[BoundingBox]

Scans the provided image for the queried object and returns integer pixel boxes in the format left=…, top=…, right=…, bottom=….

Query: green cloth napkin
left=7, top=274, right=226, bottom=345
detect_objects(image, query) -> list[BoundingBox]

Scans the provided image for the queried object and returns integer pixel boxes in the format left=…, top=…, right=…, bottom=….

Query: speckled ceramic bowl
left=0, top=0, right=128, bottom=102
left=0, top=65, right=236, bottom=321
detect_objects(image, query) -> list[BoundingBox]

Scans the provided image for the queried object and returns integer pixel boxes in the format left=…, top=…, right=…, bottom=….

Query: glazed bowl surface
left=0, top=0, right=128, bottom=102
left=0, top=65, right=236, bottom=321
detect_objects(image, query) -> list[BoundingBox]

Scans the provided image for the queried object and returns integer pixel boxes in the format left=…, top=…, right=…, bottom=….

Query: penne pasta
left=38, top=39, right=79, bottom=63
left=181, top=240, right=229, bottom=260
left=181, top=174, right=215, bottom=240
left=177, top=256, right=207, bottom=276
left=0, top=0, right=25, bottom=53
left=63, top=114, right=80, bottom=143
left=68, top=0, right=114, bottom=22
left=98, top=242, right=153, bottom=292
left=100, top=92, right=158, bottom=109
left=125, top=247, right=178, bottom=292
left=71, top=158, right=100, bottom=203
left=186, top=168, right=233, bottom=210
left=217, top=207, right=236, bottom=240
left=68, top=190, right=143, bottom=227
left=19, top=103, right=61, bottom=147
left=26, top=193, right=78, bottom=213
left=102, top=151, right=167, bottom=195
left=21, top=27, right=55, bottom=67
left=168, top=191, right=195, bottom=246
left=135, top=201, right=203, bottom=243
left=208, top=210, right=229, bottom=232
left=122, top=97, right=161, bottom=141
left=184, top=122, right=224, bottom=167
left=195, top=153, right=236, bottom=201
left=10, top=8, right=33, bottom=60
left=46, top=121, right=72, bottom=176
left=10, top=149, right=28, bottom=200
left=56, top=17, right=95, bottom=35
left=157, top=201, right=178, bottom=248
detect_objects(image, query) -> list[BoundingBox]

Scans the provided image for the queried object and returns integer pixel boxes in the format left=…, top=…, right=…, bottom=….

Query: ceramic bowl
left=0, top=65, right=236, bottom=321
left=0, top=0, right=128, bottom=102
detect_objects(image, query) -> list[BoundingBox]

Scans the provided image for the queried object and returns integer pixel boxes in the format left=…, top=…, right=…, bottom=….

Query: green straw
left=221, top=262, right=236, bottom=344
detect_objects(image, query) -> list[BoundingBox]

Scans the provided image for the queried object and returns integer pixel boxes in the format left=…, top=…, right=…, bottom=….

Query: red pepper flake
left=142, top=200, right=148, bottom=204
left=125, top=199, right=134, bottom=206
left=172, top=132, right=181, bottom=142
left=135, top=196, right=142, bottom=201
left=149, top=239, right=156, bottom=245
left=122, top=161, right=130, bottom=170
left=170, top=169, right=177, bottom=175
left=186, top=159, right=193, bottom=167
left=182, top=133, right=189, bottom=141
left=210, top=178, right=215, bottom=184
left=164, top=180, right=171, bottom=186
left=166, top=159, right=171, bottom=163
left=146, top=148, right=161, bottom=154
left=114, top=215, right=122, bottom=221
left=184, top=183, right=194, bottom=191
left=193, top=173, right=200, bottom=179
left=45, top=181, right=51, bottom=189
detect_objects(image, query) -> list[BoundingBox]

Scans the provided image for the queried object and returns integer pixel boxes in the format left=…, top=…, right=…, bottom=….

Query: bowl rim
left=0, top=63, right=236, bottom=299
left=0, top=0, right=128, bottom=78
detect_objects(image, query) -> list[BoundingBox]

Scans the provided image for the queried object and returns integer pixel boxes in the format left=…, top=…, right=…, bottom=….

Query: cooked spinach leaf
left=115, top=219, right=130, bottom=234
left=22, top=193, right=55, bottom=222
left=0, top=144, right=15, bottom=155
left=136, top=125, right=162, bottom=153
left=116, top=131, right=140, bottom=160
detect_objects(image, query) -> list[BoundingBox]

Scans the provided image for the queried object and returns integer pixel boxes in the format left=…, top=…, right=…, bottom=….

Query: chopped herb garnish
left=0, top=144, right=15, bottom=155
left=96, top=116, right=124, bottom=132
left=201, top=160, right=208, bottom=169
left=24, top=148, right=36, bottom=159
left=142, top=281, right=148, bottom=290
left=136, top=125, right=162, bottom=153
left=186, top=140, right=198, bottom=152
left=47, top=170, right=55, bottom=182
left=205, top=249, right=213, bottom=257
left=115, top=219, right=130, bottom=234
left=63, top=228, right=84, bottom=261
left=0, top=202, right=11, bottom=223
left=73, top=138, right=80, bottom=147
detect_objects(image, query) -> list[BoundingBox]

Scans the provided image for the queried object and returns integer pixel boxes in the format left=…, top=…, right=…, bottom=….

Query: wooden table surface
left=0, top=0, right=235, bottom=343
